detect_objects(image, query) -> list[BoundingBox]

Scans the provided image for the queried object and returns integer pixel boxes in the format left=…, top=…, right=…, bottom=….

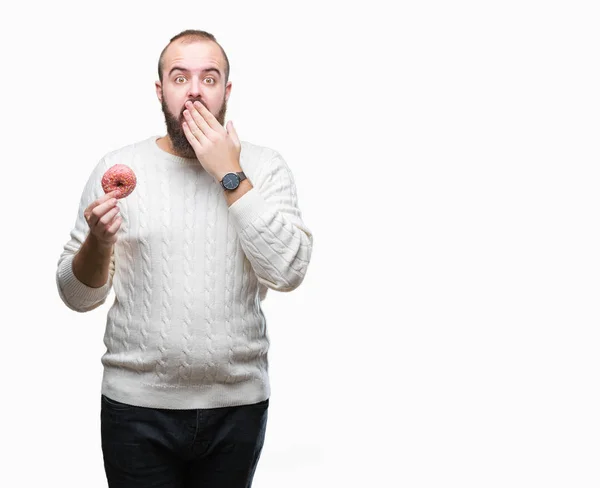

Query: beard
left=161, top=95, right=228, bottom=159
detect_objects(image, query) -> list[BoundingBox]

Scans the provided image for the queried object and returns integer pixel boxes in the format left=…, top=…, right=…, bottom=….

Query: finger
left=94, top=190, right=120, bottom=207
left=98, top=206, right=120, bottom=228
left=192, top=100, right=223, bottom=132
left=182, top=121, right=204, bottom=152
left=85, top=190, right=118, bottom=217
left=105, top=216, right=122, bottom=235
left=183, top=107, right=210, bottom=142
left=92, top=197, right=118, bottom=220
left=90, top=198, right=118, bottom=227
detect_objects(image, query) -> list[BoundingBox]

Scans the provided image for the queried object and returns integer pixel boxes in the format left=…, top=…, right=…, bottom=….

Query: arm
left=56, top=160, right=121, bottom=312
left=227, top=151, right=313, bottom=292
left=72, top=234, right=115, bottom=289
left=179, top=102, right=312, bottom=291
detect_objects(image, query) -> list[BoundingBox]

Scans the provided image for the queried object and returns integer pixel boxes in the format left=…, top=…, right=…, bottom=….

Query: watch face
left=222, top=173, right=240, bottom=190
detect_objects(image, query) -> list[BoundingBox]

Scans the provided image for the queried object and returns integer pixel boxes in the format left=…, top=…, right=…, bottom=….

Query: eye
left=175, top=76, right=186, bottom=83
left=205, top=77, right=215, bottom=85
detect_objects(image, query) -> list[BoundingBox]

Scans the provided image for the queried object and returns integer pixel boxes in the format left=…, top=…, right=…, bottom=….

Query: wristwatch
left=220, top=171, right=247, bottom=191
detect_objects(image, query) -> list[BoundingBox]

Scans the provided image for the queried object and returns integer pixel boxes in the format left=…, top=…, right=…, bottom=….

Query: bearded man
left=56, top=29, right=313, bottom=488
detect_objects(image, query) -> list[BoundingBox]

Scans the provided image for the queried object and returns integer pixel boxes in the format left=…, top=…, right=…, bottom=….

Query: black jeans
left=100, top=394, right=269, bottom=488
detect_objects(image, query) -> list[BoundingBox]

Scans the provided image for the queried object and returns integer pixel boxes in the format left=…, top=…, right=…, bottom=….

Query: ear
left=225, top=81, right=232, bottom=102
left=155, top=81, right=163, bottom=103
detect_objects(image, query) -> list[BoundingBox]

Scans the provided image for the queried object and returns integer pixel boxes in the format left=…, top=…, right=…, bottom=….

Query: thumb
left=227, top=120, right=240, bottom=145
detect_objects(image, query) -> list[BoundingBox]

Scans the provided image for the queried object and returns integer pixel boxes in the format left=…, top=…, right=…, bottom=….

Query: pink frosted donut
left=102, top=164, right=137, bottom=199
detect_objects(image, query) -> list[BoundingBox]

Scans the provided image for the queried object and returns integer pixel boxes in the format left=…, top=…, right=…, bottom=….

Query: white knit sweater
left=56, top=136, right=313, bottom=409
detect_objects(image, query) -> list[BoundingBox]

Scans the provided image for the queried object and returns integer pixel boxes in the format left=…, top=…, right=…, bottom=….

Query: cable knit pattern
left=157, top=160, right=173, bottom=380
left=224, top=217, right=236, bottom=384
left=203, top=180, right=219, bottom=385
left=179, top=168, right=199, bottom=383
left=228, top=152, right=313, bottom=292
left=136, top=162, right=152, bottom=370
left=239, top=252, right=252, bottom=372
left=120, top=199, right=134, bottom=355
left=55, top=135, right=313, bottom=410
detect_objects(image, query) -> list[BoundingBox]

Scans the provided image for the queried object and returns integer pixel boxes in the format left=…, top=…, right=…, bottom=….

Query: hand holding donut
left=83, top=191, right=122, bottom=249
left=83, top=164, right=136, bottom=248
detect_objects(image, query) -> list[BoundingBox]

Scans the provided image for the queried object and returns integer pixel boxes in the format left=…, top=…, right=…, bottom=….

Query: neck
left=156, top=135, right=196, bottom=159
left=156, top=135, right=177, bottom=156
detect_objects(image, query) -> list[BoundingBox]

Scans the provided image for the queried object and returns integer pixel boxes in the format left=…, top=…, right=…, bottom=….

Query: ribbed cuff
left=228, top=188, right=270, bottom=232
left=57, top=254, right=111, bottom=310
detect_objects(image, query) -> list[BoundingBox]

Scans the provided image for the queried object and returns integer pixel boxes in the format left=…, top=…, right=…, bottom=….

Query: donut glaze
left=101, top=164, right=137, bottom=199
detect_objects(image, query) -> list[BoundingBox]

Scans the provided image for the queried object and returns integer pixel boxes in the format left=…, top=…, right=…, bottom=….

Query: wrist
left=214, top=162, right=243, bottom=183
left=224, top=177, right=253, bottom=206
left=87, top=233, right=114, bottom=255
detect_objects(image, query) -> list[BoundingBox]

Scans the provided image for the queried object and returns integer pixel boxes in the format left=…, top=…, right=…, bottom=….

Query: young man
left=56, top=29, right=313, bottom=487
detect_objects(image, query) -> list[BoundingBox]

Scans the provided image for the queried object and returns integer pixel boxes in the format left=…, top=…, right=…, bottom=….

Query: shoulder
left=89, top=136, right=160, bottom=181
left=101, top=136, right=156, bottom=164
left=80, top=137, right=159, bottom=198
left=240, top=140, right=278, bottom=164
left=239, top=140, right=299, bottom=192
left=240, top=140, right=290, bottom=175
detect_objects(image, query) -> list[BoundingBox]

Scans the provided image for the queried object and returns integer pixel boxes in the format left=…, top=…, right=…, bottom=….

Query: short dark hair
left=158, top=29, right=230, bottom=84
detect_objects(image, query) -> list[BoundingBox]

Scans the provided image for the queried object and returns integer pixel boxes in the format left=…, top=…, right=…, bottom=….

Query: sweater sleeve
left=56, top=158, right=116, bottom=312
left=228, top=150, right=313, bottom=292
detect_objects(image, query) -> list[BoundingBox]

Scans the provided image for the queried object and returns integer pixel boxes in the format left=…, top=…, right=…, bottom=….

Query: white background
left=1, top=0, right=599, bottom=486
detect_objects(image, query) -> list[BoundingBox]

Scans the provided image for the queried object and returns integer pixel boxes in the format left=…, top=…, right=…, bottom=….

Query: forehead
left=162, top=40, right=225, bottom=74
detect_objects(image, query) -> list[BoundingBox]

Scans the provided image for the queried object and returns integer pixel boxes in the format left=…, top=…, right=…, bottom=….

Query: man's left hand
left=182, top=100, right=242, bottom=181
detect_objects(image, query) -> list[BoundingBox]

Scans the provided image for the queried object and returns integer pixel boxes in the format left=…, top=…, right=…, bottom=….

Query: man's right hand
left=83, top=190, right=122, bottom=249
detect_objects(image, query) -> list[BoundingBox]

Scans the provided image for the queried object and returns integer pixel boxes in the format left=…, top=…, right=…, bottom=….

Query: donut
left=102, top=164, right=137, bottom=199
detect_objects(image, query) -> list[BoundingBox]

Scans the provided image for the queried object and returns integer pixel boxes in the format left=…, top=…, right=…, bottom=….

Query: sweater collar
left=149, top=136, right=203, bottom=165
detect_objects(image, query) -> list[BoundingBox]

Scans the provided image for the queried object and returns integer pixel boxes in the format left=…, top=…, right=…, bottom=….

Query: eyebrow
left=168, top=66, right=222, bottom=78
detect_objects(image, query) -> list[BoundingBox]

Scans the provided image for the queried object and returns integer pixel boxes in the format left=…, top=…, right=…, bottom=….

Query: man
left=56, top=29, right=313, bottom=487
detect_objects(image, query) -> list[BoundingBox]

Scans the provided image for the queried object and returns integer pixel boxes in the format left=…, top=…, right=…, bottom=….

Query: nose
left=187, top=77, right=203, bottom=98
